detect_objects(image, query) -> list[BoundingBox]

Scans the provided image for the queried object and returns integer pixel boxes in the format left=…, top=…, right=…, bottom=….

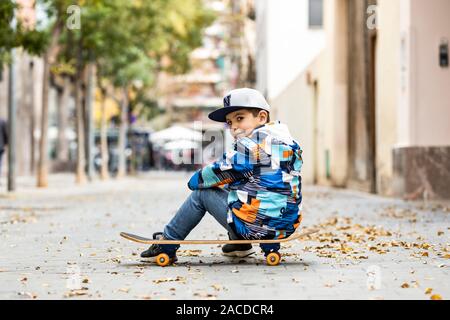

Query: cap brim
left=208, top=107, right=246, bottom=122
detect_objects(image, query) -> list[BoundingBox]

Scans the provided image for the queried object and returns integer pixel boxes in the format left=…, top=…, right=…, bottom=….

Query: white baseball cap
left=208, top=88, right=271, bottom=122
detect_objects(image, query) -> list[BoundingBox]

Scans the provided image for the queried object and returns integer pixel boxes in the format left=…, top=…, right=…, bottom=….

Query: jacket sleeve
left=187, top=137, right=266, bottom=190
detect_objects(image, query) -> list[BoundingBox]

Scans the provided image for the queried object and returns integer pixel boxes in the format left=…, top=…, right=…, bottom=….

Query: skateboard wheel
left=156, top=253, right=171, bottom=267
left=266, top=252, right=281, bottom=266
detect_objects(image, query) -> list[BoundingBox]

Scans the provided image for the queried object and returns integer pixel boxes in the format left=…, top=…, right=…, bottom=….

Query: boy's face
left=225, top=109, right=269, bottom=140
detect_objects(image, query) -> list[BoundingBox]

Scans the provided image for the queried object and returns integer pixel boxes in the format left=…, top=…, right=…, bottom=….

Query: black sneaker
left=140, top=232, right=178, bottom=263
left=221, top=233, right=255, bottom=257
left=222, top=243, right=255, bottom=257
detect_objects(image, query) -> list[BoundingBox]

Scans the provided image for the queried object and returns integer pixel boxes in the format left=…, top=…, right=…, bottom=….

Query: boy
left=141, top=88, right=303, bottom=262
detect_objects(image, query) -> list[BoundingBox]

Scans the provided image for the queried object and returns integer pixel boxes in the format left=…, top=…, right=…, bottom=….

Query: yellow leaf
left=430, top=294, right=442, bottom=300
left=401, top=283, right=410, bottom=288
left=153, top=276, right=186, bottom=284
left=211, top=284, right=223, bottom=291
left=425, top=288, right=433, bottom=295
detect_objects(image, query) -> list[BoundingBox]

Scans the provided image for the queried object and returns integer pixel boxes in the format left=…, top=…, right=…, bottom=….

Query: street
left=0, top=172, right=448, bottom=300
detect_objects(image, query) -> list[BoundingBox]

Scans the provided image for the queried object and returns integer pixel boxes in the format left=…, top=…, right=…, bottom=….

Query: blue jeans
left=163, top=187, right=241, bottom=240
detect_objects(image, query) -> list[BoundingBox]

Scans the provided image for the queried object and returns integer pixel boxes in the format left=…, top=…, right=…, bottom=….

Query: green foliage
left=0, top=0, right=48, bottom=63
left=1, top=0, right=216, bottom=120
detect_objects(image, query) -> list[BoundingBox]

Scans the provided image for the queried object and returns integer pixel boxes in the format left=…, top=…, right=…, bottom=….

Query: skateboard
left=120, top=228, right=318, bottom=267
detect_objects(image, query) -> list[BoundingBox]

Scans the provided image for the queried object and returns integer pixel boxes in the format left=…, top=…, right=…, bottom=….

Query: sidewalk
left=0, top=172, right=448, bottom=300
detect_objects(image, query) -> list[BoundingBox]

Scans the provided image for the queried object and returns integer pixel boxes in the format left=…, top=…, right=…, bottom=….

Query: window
left=309, top=0, right=323, bottom=28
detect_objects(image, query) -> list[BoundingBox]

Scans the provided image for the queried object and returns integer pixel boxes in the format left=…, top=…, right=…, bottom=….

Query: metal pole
left=7, top=49, right=16, bottom=192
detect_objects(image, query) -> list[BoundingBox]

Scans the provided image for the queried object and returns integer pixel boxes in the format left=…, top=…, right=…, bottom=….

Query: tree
left=35, top=0, right=71, bottom=187
left=29, top=0, right=215, bottom=184
left=79, top=0, right=214, bottom=178
left=0, top=0, right=47, bottom=64
left=1, top=0, right=47, bottom=191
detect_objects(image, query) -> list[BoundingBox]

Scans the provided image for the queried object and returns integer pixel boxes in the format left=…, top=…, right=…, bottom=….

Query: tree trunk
left=100, top=88, right=109, bottom=180
left=36, top=53, right=50, bottom=188
left=37, top=22, right=62, bottom=188
left=56, top=76, right=70, bottom=163
left=85, top=62, right=95, bottom=180
left=72, top=30, right=88, bottom=185
left=29, top=61, right=35, bottom=174
left=75, top=71, right=87, bottom=184
left=116, top=86, right=128, bottom=178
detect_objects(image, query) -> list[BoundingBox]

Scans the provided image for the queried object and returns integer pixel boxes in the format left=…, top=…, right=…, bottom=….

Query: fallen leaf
left=401, top=283, right=410, bottom=288
left=18, top=292, right=37, bottom=299
left=425, top=288, right=433, bottom=295
left=430, top=294, right=442, bottom=300
left=64, top=289, right=88, bottom=298
left=211, top=284, right=223, bottom=291
left=193, top=291, right=217, bottom=299
left=153, top=276, right=186, bottom=284
left=177, top=250, right=202, bottom=257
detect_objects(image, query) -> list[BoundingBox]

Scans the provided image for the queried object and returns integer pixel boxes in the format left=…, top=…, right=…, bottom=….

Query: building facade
left=256, top=0, right=450, bottom=199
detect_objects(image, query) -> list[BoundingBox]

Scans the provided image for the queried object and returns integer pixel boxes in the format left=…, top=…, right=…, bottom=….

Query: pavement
left=0, top=171, right=448, bottom=300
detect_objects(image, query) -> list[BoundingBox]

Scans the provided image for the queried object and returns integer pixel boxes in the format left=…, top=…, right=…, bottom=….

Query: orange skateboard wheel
left=156, top=253, right=171, bottom=267
left=266, top=252, right=281, bottom=266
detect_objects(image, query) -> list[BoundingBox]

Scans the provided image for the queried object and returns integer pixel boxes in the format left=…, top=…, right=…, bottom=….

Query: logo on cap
left=223, top=95, right=231, bottom=107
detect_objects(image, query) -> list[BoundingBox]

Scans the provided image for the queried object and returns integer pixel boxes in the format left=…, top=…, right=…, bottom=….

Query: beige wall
left=399, top=0, right=450, bottom=147
left=265, top=0, right=450, bottom=195
left=326, top=0, right=348, bottom=187
left=271, top=0, right=348, bottom=187
left=271, top=55, right=324, bottom=185
left=411, top=0, right=450, bottom=146
left=375, top=0, right=401, bottom=195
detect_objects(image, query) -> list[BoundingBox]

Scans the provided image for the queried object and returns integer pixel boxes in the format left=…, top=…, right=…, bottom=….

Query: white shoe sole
left=140, top=256, right=157, bottom=263
left=222, top=249, right=256, bottom=258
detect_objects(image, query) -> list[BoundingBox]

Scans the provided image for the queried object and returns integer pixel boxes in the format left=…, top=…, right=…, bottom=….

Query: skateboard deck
left=120, top=229, right=319, bottom=266
left=120, top=228, right=319, bottom=245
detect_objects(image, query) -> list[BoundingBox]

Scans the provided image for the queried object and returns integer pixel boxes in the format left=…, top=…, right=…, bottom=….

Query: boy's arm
left=187, top=137, right=266, bottom=190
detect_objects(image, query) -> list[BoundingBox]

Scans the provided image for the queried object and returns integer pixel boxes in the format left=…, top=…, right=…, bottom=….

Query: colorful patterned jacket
left=187, top=121, right=303, bottom=240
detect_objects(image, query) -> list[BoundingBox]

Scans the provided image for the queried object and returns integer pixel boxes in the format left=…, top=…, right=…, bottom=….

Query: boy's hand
left=231, top=128, right=253, bottom=140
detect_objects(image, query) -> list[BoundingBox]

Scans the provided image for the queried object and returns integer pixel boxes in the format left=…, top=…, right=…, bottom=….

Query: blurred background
left=0, top=0, right=449, bottom=200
